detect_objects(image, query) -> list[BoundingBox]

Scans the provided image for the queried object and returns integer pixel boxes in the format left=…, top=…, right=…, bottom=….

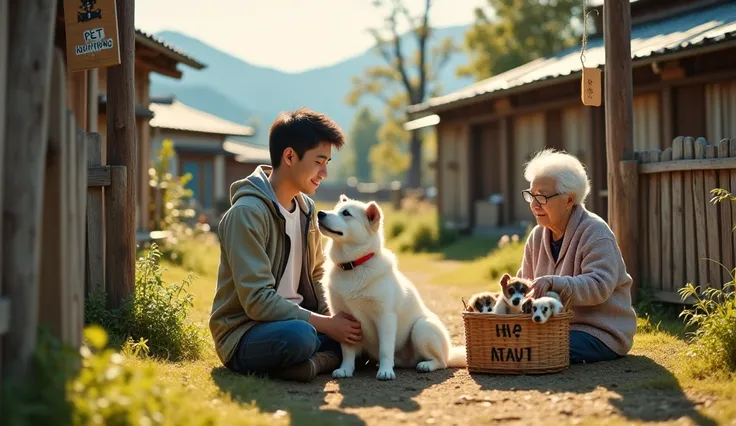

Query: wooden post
left=105, top=0, right=136, bottom=308
left=2, top=0, right=58, bottom=379
left=86, top=133, right=105, bottom=295
left=39, top=50, right=67, bottom=342
left=604, top=0, right=639, bottom=300
left=0, top=0, right=8, bottom=389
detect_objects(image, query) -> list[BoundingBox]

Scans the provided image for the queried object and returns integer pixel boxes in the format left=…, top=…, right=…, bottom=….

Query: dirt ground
left=227, top=266, right=727, bottom=426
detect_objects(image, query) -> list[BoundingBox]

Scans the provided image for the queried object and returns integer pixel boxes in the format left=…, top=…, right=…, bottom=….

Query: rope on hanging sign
left=579, top=0, right=599, bottom=68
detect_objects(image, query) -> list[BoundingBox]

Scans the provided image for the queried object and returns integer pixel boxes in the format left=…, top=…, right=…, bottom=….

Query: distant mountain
left=149, top=25, right=474, bottom=149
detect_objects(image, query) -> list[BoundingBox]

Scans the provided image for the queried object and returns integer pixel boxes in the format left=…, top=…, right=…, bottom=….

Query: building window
left=633, top=93, right=661, bottom=151
left=706, top=81, right=736, bottom=143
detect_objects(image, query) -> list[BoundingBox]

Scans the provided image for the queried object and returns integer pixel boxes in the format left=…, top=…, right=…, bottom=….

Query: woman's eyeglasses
left=521, top=190, right=560, bottom=205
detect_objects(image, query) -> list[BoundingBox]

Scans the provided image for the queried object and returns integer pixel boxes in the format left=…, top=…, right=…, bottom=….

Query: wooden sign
left=63, top=0, right=121, bottom=72
left=581, top=67, right=602, bottom=107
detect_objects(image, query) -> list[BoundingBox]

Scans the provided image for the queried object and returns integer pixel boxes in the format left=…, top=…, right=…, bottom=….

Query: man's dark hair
left=269, top=107, right=345, bottom=168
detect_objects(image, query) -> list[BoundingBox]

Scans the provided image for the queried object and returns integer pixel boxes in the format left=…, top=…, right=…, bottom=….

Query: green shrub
left=85, top=244, right=206, bottom=362
left=1, top=326, right=216, bottom=426
left=678, top=280, right=736, bottom=378
left=387, top=220, right=406, bottom=239
left=485, top=234, right=526, bottom=280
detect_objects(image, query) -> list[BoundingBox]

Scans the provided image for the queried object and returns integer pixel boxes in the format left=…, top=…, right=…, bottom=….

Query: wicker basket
left=462, top=293, right=573, bottom=375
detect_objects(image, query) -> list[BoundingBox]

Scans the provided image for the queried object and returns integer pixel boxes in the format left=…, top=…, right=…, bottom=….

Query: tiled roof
left=223, top=140, right=271, bottom=164
left=135, top=29, right=205, bottom=70
left=150, top=100, right=255, bottom=137
left=408, top=2, right=736, bottom=114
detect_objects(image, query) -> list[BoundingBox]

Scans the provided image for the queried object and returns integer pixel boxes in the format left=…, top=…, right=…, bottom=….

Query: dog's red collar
left=338, top=252, right=375, bottom=271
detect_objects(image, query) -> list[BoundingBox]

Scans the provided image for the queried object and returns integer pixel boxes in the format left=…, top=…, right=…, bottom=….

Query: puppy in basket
left=526, top=291, right=564, bottom=324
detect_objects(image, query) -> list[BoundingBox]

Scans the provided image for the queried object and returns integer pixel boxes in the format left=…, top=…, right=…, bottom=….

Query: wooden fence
left=635, top=136, right=736, bottom=303
left=1, top=44, right=128, bottom=398
left=0, top=45, right=88, bottom=384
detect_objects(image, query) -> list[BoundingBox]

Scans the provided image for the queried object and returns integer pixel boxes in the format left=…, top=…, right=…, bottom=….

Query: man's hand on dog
left=311, top=311, right=362, bottom=345
left=530, top=276, right=553, bottom=298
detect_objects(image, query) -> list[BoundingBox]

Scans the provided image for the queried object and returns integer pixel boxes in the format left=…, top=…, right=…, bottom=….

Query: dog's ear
left=521, top=297, right=533, bottom=314
left=365, top=202, right=382, bottom=228
left=339, top=194, right=349, bottom=203
left=550, top=300, right=563, bottom=315
left=500, top=273, right=511, bottom=290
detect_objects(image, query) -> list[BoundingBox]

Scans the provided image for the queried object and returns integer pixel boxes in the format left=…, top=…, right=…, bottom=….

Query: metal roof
left=223, top=140, right=271, bottom=164
left=408, top=2, right=736, bottom=115
left=135, top=29, right=206, bottom=70
left=150, top=100, right=255, bottom=137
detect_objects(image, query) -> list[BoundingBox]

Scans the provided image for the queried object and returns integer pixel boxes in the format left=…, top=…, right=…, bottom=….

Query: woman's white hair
left=523, top=148, right=591, bottom=205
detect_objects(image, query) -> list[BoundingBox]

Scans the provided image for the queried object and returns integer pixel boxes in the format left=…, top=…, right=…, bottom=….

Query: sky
left=135, top=0, right=488, bottom=73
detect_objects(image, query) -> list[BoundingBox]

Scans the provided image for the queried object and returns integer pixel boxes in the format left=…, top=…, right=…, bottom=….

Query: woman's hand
left=530, top=276, right=553, bottom=298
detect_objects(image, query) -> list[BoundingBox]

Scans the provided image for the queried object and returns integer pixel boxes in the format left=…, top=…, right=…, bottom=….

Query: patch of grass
left=85, top=244, right=208, bottom=362
left=678, top=280, right=736, bottom=379
left=0, top=326, right=224, bottom=426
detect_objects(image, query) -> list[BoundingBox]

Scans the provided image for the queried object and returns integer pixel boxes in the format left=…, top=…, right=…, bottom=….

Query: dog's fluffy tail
left=447, top=345, right=467, bottom=368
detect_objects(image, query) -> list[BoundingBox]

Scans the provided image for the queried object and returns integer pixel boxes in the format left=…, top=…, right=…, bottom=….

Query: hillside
left=149, top=26, right=474, bottom=147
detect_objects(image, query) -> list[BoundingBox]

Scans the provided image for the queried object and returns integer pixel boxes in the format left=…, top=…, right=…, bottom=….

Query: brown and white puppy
left=530, top=295, right=564, bottom=324
left=492, top=274, right=532, bottom=314
left=466, top=291, right=500, bottom=313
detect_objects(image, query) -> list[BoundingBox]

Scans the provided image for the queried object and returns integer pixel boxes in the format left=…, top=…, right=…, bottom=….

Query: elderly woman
left=517, top=148, right=637, bottom=364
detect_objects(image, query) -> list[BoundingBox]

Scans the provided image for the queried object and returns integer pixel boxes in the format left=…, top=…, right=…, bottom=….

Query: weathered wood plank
left=717, top=139, right=733, bottom=287
left=730, top=138, right=736, bottom=269
left=647, top=150, right=662, bottom=295
left=39, top=49, right=66, bottom=341
left=86, top=134, right=105, bottom=295
left=106, top=0, right=136, bottom=309
left=671, top=138, right=685, bottom=293
left=72, top=128, right=87, bottom=348
left=2, top=0, right=58, bottom=380
left=660, top=148, right=673, bottom=293
left=704, top=143, right=721, bottom=290
left=88, top=166, right=111, bottom=187
left=105, top=166, right=133, bottom=308
left=64, top=110, right=77, bottom=345
left=620, top=159, right=640, bottom=298
left=682, top=137, right=698, bottom=289
left=635, top=151, right=649, bottom=287
left=0, top=298, right=9, bottom=335
left=0, top=0, right=8, bottom=386
left=693, top=139, right=710, bottom=290
left=654, top=291, right=695, bottom=305
left=639, top=157, right=736, bottom=174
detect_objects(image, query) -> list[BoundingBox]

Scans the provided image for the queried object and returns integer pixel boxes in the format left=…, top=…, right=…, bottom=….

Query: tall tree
left=348, top=106, right=382, bottom=182
left=347, top=0, right=457, bottom=188
left=457, top=0, right=583, bottom=81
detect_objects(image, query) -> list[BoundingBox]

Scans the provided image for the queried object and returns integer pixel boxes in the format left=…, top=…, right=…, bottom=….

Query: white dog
left=317, top=195, right=466, bottom=380
left=529, top=291, right=564, bottom=324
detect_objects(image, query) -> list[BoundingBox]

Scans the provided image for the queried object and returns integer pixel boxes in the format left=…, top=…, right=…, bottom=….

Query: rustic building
left=406, top=0, right=736, bottom=232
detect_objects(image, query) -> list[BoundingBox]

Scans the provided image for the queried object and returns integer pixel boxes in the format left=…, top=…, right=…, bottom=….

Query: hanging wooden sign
left=63, top=0, right=121, bottom=72
left=581, top=67, right=602, bottom=107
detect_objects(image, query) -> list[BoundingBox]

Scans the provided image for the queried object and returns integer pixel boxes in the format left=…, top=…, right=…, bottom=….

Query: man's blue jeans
left=570, top=330, right=621, bottom=364
left=225, top=320, right=342, bottom=375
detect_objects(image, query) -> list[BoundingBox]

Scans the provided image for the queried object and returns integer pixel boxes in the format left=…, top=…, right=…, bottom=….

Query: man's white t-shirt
left=276, top=200, right=303, bottom=305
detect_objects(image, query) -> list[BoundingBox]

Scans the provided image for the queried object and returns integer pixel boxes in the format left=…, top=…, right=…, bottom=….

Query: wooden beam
left=604, top=0, right=639, bottom=301
left=638, top=157, right=736, bottom=174
left=0, top=298, right=9, bottom=335
left=135, top=57, right=182, bottom=79
left=88, top=166, right=112, bottom=187
left=105, top=0, right=136, bottom=309
left=2, top=0, right=58, bottom=380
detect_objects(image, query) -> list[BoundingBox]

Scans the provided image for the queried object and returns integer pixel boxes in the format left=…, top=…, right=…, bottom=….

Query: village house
left=148, top=96, right=268, bottom=224
left=406, top=0, right=736, bottom=232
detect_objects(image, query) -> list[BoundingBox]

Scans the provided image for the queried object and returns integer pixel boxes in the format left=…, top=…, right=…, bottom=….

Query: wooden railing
left=635, top=136, right=736, bottom=303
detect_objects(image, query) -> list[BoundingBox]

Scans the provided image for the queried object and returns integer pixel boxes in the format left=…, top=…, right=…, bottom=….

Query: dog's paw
left=416, top=360, right=439, bottom=373
left=332, top=368, right=354, bottom=378
left=376, top=367, right=396, bottom=381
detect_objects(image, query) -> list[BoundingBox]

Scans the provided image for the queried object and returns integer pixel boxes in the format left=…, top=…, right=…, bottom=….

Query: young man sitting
left=209, top=108, right=363, bottom=382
